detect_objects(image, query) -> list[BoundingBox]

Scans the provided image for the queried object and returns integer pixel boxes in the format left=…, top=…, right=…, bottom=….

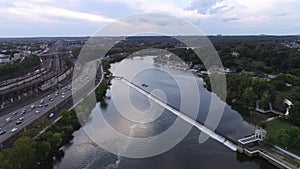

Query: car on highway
left=49, top=98, right=54, bottom=101
left=38, top=104, right=43, bottom=108
left=31, top=105, right=35, bottom=109
left=11, top=127, right=18, bottom=133
left=40, top=99, right=44, bottom=104
left=62, top=95, right=65, bottom=98
left=36, top=110, right=40, bottom=114
left=49, top=113, right=54, bottom=118
left=13, top=112, right=18, bottom=115
left=5, top=117, right=11, bottom=123
left=21, top=109, right=26, bottom=115
left=19, top=117, right=24, bottom=121
left=0, top=130, right=6, bottom=135
left=16, top=120, right=22, bottom=125
left=44, top=103, right=48, bottom=107
left=55, top=92, right=59, bottom=96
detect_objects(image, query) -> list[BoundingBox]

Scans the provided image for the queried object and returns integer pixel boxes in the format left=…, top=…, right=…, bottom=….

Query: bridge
left=113, top=76, right=238, bottom=151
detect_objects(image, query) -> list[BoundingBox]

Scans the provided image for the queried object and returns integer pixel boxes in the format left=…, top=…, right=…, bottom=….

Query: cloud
left=0, top=0, right=300, bottom=36
left=222, top=17, right=240, bottom=22
left=0, top=1, right=115, bottom=23
left=186, top=0, right=223, bottom=14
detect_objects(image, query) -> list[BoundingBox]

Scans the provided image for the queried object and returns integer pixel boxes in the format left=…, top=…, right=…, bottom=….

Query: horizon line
left=0, top=34, right=300, bottom=38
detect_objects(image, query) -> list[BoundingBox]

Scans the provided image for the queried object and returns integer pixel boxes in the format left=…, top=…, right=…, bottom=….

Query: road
left=0, top=40, right=62, bottom=92
left=0, top=61, right=101, bottom=143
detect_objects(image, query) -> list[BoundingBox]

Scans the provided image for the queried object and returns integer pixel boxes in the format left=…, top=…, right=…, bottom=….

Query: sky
left=0, top=0, right=299, bottom=37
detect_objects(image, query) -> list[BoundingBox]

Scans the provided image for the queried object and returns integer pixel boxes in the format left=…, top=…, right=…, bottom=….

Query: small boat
left=141, top=83, right=148, bottom=87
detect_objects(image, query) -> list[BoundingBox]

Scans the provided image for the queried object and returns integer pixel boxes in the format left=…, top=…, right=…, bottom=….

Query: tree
left=252, top=78, right=269, bottom=98
left=277, top=129, right=291, bottom=147
left=289, top=103, right=300, bottom=126
left=242, top=87, right=257, bottom=106
left=9, top=137, right=36, bottom=169
left=47, top=132, right=63, bottom=152
left=35, top=141, right=51, bottom=162
left=0, top=151, right=13, bottom=169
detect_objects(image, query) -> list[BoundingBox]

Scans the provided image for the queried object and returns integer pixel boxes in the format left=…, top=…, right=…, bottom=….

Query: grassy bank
left=264, top=118, right=300, bottom=156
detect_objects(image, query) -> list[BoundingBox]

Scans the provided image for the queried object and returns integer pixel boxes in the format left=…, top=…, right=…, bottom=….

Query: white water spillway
left=114, top=76, right=238, bottom=151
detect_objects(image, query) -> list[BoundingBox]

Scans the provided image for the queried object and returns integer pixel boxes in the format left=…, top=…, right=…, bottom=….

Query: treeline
left=276, top=126, right=300, bottom=151
left=209, top=36, right=300, bottom=74
left=204, top=73, right=300, bottom=125
left=0, top=109, right=80, bottom=169
left=0, top=55, right=41, bottom=81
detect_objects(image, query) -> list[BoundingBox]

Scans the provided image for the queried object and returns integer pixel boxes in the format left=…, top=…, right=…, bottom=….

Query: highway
left=0, top=61, right=100, bottom=143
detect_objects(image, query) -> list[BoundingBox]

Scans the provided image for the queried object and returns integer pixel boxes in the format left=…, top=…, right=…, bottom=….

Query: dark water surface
left=54, top=56, right=276, bottom=169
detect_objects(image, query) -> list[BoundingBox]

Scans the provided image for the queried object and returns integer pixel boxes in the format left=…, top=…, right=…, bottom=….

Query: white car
left=36, top=110, right=40, bottom=114
left=49, top=113, right=54, bottom=118
left=61, top=95, right=65, bottom=98
left=31, top=105, right=35, bottom=109
left=11, top=127, right=18, bottom=132
left=5, top=117, right=11, bottom=123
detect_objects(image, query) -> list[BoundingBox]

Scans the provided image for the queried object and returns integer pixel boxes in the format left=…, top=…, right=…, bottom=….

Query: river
left=53, top=56, right=276, bottom=169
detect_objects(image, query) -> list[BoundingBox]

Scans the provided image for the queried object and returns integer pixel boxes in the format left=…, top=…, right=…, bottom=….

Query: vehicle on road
left=19, top=117, right=24, bottom=121
left=11, top=128, right=18, bottom=132
left=31, top=105, right=35, bottom=109
left=44, top=103, right=48, bottom=107
left=49, top=113, right=54, bottom=118
left=5, top=117, right=11, bottom=123
left=16, top=120, right=22, bottom=125
left=0, top=130, right=6, bottom=135
left=38, top=104, right=43, bottom=108
left=62, top=95, right=65, bottom=98
left=36, top=110, right=40, bottom=114
left=13, top=112, right=18, bottom=115
left=21, top=109, right=26, bottom=115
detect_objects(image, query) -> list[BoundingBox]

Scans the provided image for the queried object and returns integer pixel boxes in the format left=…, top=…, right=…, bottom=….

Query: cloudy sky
left=0, top=0, right=299, bottom=37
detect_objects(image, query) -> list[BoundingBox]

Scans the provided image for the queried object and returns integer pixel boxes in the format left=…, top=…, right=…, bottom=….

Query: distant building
left=13, top=53, right=21, bottom=60
left=21, top=50, right=31, bottom=57
left=231, top=51, right=240, bottom=58
left=255, top=128, right=267, bottom=141
left=266, top=74, right=277, bottom=81
left=0, top=54, right=11, bottom=64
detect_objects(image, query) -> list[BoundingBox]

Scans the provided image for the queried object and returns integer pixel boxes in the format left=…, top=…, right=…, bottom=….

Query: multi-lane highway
left=0, top=86, right=72, bottom=142
left=0, top=61, right=101, bottom=143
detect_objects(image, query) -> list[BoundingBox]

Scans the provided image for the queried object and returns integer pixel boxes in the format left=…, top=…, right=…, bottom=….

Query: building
left=231, top=51, right=240, bottom=58
left=0, top=54, right=10, bottom=64
left=255, top=128, right=267, bottom=141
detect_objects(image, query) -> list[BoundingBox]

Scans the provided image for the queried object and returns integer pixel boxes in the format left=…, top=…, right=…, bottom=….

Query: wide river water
left=54, top=56, right=276, bottom=169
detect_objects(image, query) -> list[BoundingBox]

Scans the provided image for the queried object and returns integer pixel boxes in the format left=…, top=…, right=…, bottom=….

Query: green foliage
left=265, top=118, right=300, bottom=155
left=102, top=60, right=111, bottom=72
left=35, top=141, right=51, bottom=162
left=0, top=54, right=41, bottom=81
left=289, top=103, right=300, bottom=126
left=277, top=127, right=300, bottom=150
left=242, top=87, right=256, bottom=106
left=95, top=78, right=108, bottom=102
left=0, top=110, right=81, bottom=168
left=9, top=137, right=36, bottom=169
left=252, top=78, right=269, bottom=98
